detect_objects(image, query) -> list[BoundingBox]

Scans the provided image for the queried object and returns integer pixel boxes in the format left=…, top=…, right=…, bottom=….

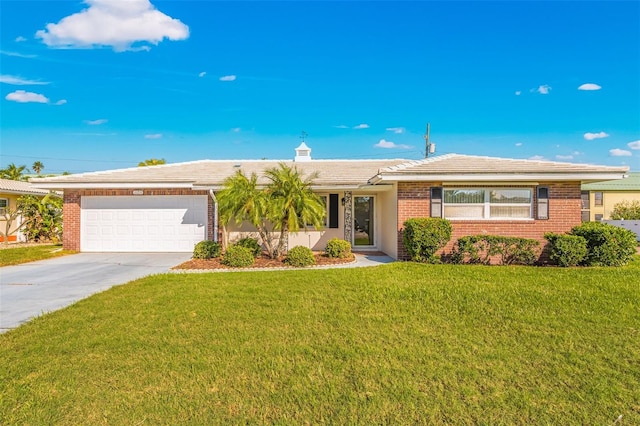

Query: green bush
left=402, top=218, right=452, bottom=263
left=221, top=245, right=255, bottom=267
left=451, top=235, right=540, bottom=265
left=324, top=238, right=352, bottom=258
left=544, top=233, right=588, bottom=267
left=236, top=237, right=262, bottom=258
left=284, top=246, right=316, bottom=267
left=192, top=240, right=221, bottom=259
left=569, top=222, right=637, bottom=266
left=609, top=200, right=640, bottom=220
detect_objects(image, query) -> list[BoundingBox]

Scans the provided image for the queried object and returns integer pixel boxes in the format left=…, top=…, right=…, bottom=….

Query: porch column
left=343, top=191, right=353, bottom=243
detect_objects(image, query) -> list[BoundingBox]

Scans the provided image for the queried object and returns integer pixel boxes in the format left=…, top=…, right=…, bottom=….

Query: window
left=580, top=191, right=590, bottom=209
left=0, top=198, right=7, bottom=216
left=443, top=188, right=533, bottom=219
left=594, top=192, right=603, bottom=206
left=595, top=214, right=603, bottom=221
left=305, top=195, right=327, bottom=228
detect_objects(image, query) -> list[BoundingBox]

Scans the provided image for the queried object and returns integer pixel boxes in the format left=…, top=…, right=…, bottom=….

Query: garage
left=81, top=195, right=207, bottom=252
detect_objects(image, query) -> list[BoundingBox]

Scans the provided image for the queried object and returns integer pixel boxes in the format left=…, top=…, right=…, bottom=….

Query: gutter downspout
left=209, top=190, right=219, bottom=242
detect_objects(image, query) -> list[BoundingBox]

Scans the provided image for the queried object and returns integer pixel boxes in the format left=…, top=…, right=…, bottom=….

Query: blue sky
left=1, top=0, right=639, bottom=174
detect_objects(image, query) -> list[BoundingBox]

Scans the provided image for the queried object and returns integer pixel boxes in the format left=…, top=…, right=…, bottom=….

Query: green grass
left=0, top=244, right=75, bottom=266
left=1, top=260, right=639, bottom=424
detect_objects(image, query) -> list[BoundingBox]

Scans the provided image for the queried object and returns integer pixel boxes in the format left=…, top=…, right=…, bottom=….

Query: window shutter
left=537, top=186, right=549, bottom=220
left=329, top=194, right=339, bottom=228
left=431, top=187, right=443, bottom=218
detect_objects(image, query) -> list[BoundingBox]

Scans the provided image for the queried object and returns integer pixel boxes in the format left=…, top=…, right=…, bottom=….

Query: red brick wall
left=62, top=189, right=214, bottom=251
left=396, top=181, right=582, bottom=260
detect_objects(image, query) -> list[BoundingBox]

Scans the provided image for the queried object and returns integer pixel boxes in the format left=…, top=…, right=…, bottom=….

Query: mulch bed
left=173, top=252, right=356, bottom=270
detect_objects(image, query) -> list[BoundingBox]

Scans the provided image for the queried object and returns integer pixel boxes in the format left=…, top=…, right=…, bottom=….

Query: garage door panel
left=81, top=195, right=207, bottom=252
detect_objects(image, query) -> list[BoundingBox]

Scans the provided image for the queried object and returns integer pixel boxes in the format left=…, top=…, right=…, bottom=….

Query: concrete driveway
left=0, top=252, right=192, bottom=333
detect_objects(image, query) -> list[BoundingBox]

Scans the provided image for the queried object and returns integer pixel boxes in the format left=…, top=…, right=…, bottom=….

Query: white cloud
left=333, top=125, right=349, bottom=129
left=198, top=71, right=206, bottom=78
left=528, top=155, right=546, bottom=161
left=144, top=133, right=163, bottom=139
left=515, top=91, right=521, bottom=96
left=374, top=139, right=411, bottom=149
left=627, top=140, right=640, bottom=150
left=386, top=127, right=405, bottom=134
left=555, top=155, right=574, bottom=160
left=515, top=142, right=523, bottom=147
left=610, top=148, right=632, bottom=157
left=0, top=74, right=49, bottom=85
left=35, top=0, right=189, bottom=52
left=578, top=83, right=601, bottom=91
left=532, top=85, right=552, bottom=95
left=354, top=123, right=369, bottom=129
left=15, top=36, right=27, bottom=42
left=5, top=90, right=49, bottom=103
left=55, top=99, right=67, bottom=106
left=219, top=75, right=236, bottom=81
left=0, top=50, right=37, bottom=58
left=85, top=118, right=108, bottom=125
left=231, top=127, right=241, bottom=133
left=583, top=131, right=609, bottom=140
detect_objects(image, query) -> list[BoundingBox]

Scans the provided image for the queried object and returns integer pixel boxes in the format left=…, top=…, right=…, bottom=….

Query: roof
left=30, top=154, right=629, bottom=190
left=30, top=159, right=410, bottom=190
left=581, top=172, right=640, bottom=191
left=370, top=154, right=629, bottom=183
left=0, top=178, right=51, bottom=196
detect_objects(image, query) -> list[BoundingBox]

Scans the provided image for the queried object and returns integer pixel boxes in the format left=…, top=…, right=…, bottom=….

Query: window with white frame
left=0, top=198, right=8, bottom=216
left=443, top=188, right=533, bottom=219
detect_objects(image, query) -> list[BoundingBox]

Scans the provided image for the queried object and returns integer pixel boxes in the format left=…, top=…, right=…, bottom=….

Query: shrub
left=544, top=233, right=588, bottom=267
left=609, top=200, right=640, bottom=220
left=221, top=245, right=255, bottom=267
left=284, top=246, right=316, bottom=267
left=236, top=237, right=262, bottom=258
left=192, top=240, right=221, bottom=259
left=451, top=235, right=540, bottom=265
left=569, top=222, right=637, bottom=266
left=324, top=238, right=352, bottom=258
left=402, top=218, right=452, bottom=263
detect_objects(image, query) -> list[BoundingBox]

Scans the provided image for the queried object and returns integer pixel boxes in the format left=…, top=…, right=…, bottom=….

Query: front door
left=353, top=196, right=374, bottom=246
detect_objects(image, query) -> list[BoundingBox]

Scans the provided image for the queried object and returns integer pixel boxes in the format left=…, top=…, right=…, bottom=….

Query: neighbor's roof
left=30, top=159, right=410, bottom=189
left=370, top=154, right=629, bottom=183
left=581, top=172, right=640, bottom=191
left=0, top=178, right=51, bottom=196
left=31, top=154, right=629, bottom=190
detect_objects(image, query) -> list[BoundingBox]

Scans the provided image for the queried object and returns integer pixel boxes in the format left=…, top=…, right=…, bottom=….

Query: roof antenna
left=424, top=123, right=436, bottom=158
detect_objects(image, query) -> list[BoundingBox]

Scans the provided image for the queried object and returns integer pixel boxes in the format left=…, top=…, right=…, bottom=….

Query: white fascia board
left=372, top=173, right=627, bottom=182
left=31, top=182, right=194, bottom=190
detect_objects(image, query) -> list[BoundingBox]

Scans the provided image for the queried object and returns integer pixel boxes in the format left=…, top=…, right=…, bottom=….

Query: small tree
left=609, top=200, right=640, bottom=220
left=0, top=207, right=31, bottom=244
left=217, top=164, right=325, bottom=258
left=32, top=161, right=44, bottom=175
left=18, top=194, right=63, bottom=243
left=138, top=158, right=166, bottom=167
left=0, top=163, right=29, bottom=181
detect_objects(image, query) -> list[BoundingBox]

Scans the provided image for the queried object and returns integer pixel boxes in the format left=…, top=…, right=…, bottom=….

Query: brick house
left=32, top=145, right=627, bottom=259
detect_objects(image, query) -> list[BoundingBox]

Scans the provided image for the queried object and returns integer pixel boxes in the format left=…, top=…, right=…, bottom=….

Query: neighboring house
left=580, top=172, right=640, bottom=221
left=32, top=144, right=627, bottom=259
left=0, top=178, right=51, bottom=242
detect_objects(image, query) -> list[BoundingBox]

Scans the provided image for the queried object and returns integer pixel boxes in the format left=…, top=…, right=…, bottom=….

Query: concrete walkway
left=0, top=252, right=192, bottom=333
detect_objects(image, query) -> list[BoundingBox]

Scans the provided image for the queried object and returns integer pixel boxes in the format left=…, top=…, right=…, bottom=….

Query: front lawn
left=1, top=261, right=639, bottom=424
left=0, top=244, right=75, bottom=266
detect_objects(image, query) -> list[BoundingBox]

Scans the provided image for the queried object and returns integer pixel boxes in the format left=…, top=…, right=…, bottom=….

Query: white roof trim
left=370, top=173, right=627, bottom=184
left=32, top=182, right=194, bottom=190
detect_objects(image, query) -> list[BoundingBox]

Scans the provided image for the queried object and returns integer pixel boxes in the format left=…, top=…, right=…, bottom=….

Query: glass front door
left=353, top=196, right=374, bottom=246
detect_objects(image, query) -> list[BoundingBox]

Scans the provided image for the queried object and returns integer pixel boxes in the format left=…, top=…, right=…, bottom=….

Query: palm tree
left=264, top=163, right=325, bottom=256
left=217, top=163, right=325, bottom=258
left=138, top=158, right=166, bottom=167
left=0, top=163, right=29, bottom=181
left=32, top=161, right=44, bottom=175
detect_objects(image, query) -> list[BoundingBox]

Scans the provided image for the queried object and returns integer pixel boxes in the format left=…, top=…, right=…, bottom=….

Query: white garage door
left=81, top=195, right=207, bottom=252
